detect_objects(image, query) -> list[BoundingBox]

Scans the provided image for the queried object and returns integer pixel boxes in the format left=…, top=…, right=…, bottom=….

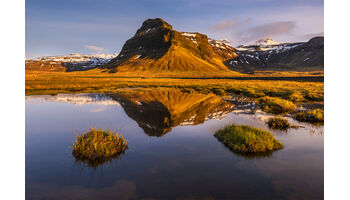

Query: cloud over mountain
left=85, top=45, right=104, bottom=52
left=232, top=21, right=296, bottom=45
left=211, top=19, right=236, bottom=31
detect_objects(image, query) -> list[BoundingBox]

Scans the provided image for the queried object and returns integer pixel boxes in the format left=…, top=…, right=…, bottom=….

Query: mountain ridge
left=25, top=18, right=324, bottom=75
left=102, top=18, right=239, bottom=74
left=227, top=36, right=324, bottom=73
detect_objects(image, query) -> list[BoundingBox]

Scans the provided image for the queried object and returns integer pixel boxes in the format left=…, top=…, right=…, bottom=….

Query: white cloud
left=89, top=107, right=107, bottom=113
left=211, top=19, right=236, bottom=31
left=234, top=21, right=296, bottom=44
left=207, top=5, right=323, bottom=46
left=85, top=45, right=104, bottom=52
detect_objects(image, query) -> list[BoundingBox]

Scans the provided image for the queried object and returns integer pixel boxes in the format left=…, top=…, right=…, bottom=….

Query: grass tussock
left=72, top=128, right=128, bottom=161
left=214, top=124, right=283, bottom=154
left=258, top=96, right=296, bottom=114
left=267, top=117, right=291, bottom=130
left=294, top=109, right=324, bottom=123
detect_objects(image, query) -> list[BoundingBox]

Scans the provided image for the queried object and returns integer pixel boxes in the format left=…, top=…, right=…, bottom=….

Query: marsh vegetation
left=214, top=124, right=284, bottom=155
left=267, top=117, right=291, bottom=130
left=258, top=96, right=296, bottom=114
left=72, top=128, right=128, bottom=162
left=25, top=71, right=323, bottom=105
left=294, top=109, right=324, bottom=123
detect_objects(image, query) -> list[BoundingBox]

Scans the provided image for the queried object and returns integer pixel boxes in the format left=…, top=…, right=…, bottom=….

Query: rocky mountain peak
left=135, top=18, right=173, bottom=35
left=102, top=17, right=239, bottom=73
left=307, top=36, right=324, bottom=45
left=255, top=38, right=279, bottom=46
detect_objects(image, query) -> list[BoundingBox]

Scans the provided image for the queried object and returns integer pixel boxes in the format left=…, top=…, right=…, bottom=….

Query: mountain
left=25, top=53, right=118, bottom=72
left=111, top=88, right=234, bottom=137
left=255, top=38, right=280, bottom=46
left=227, top=37, right=324, bottom=73
left=102, top=18, right=239, bottom=74
left=25, top=18, right=324, bottom=75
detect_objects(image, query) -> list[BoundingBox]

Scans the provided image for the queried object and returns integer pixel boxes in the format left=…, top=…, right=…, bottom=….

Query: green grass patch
left=294, top=109, right=324, bottom=123
left=72, top=128, right=128, bottom=161
left=267, top=117, right=291, bottom=130
left=214, top=124, right=283, bottom=155
left=258, top=96, right=296, bottom=114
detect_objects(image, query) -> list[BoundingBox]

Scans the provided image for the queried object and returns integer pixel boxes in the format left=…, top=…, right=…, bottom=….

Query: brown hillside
left=103, top=18, right=239, bottom=74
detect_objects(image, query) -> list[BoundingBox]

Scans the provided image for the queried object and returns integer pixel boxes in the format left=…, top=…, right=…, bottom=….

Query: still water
left=26, top=90, right=323, bottom=200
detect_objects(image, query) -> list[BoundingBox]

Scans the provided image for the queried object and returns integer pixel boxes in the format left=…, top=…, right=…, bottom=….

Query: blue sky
left=25, top=0, right=324, bottom=58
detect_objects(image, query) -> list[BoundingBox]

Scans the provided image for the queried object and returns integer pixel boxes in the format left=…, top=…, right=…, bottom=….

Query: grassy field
left=25, top=70, right=324, bottom=104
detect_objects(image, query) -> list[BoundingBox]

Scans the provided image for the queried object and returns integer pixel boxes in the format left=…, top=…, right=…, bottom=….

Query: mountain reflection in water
left=27, top=89, right=234, bottom=138
left=111, top=88, right=234, bottom=137
left=26, top=91, right=324, bottom=200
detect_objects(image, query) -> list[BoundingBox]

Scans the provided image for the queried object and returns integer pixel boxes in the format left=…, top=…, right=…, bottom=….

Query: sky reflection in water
left=26, top=91, right=323, bottom=200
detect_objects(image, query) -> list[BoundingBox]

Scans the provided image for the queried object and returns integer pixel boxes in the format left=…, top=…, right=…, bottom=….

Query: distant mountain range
left=227, top=37, right=324, bottom=73
left=25, top=53, right=118, bottom=72
left=26, top=18, right=324, bottom=74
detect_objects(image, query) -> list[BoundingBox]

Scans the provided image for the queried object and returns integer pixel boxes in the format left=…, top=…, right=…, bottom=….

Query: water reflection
left=216, top=141, right=275, bottom=159
left=25, top=93, right=120, bottom=106
left=73, top=152, right=126, bottom=170
left=26, top=91, right=324, bottom=200
left=110, top=88, right=234, bottom=137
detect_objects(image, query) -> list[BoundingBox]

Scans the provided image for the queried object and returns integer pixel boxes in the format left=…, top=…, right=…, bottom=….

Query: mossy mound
left=267, top=117, right=291, bottom=130
left=72, top=128, right=128, bottom=161
left=294, top=109, right=324, bottom=123
left=214, top=124, right=283, bottom=154
left=258, top=96, right=296, bottom=114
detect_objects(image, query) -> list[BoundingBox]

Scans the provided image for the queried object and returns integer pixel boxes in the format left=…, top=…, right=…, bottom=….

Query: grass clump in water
left=258, top=96, right=296, bottom=114
left=214, top=124, right=283, bottom=154
left=267, top=117, right=291, bottom=130
left=72, top=128, right=128, bottom=161
left=294, top=109, right=324, bottom=123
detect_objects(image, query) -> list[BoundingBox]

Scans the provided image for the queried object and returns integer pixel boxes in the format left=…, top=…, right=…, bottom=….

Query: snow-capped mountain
left=255, top=38, right=279, bottom=46
left=25, top=53, right=118, bottom=71
left=35, top=53, right=119, bottom=62
left=102, top=18, right=239, bottom=73
left=25, top=19, right=323, bottom=74
left=227, top=37, right=324, bottom=72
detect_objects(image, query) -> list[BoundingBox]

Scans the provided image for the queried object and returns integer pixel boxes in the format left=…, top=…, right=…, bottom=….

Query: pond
left=26, top=89, right=323, bottom=200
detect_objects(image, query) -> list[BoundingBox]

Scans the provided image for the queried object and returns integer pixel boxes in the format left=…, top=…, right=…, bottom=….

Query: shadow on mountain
left=110, top=88, right=234, bottom=137
left=102, top=18, right=239, bottom=74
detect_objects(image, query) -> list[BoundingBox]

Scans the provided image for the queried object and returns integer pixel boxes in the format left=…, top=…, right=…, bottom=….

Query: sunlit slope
left=103, top=18, right=240, bottom=75
left=111, top=88, right=234, bottom=136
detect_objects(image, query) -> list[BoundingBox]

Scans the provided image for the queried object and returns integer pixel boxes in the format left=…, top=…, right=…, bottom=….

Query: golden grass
left=214, top=124, right=284, bottom=154
left=258, top=96, right=297, bottom=114
left=72, top=128, right=128, bottom=161
left=25, top=70, right=324, bottom=104
left=267, top=117, right=291, bottom=130
left=294, top=109, right=324, bottom=123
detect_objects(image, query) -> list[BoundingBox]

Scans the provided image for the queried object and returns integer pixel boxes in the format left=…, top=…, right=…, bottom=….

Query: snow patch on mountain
left=208, top=38, right=231, bottom=49
left=255, top=38, right=279, bottom=46
left=34, top=53, right=119, bottom=63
